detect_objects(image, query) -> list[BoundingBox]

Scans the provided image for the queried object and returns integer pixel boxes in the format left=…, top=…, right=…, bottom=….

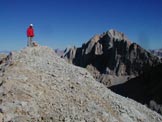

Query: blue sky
left=0, top=0, right=162, bottom=51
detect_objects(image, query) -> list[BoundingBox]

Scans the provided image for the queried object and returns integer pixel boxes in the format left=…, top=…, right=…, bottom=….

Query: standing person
left=27, top=24, right=34, bottom=47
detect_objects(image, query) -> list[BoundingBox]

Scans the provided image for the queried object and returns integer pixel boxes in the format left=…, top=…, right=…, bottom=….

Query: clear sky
left=0, top=0, right=162, bottom=51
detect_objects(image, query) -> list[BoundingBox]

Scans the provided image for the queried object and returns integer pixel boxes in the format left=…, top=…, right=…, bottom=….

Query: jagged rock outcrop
left=110, top=63, right=162, bottom=114
left=63, top=29, right=161, bottom=86
left=0, top=46, right=162, bottom=121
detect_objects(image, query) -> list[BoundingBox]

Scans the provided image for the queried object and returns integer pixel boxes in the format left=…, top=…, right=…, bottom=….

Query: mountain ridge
left=63, top=29, right=161, bottom=87
left=0, top=46, right=162, bottom=121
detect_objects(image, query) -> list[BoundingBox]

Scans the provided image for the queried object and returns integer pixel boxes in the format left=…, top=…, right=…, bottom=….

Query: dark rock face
left=63, top=29, right=161, bottom=86
left=110, top=63, right=162, bottom=114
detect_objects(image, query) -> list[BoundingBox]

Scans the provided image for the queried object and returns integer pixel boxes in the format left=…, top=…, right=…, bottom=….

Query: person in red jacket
left=27, top=24, right=34, bottom=47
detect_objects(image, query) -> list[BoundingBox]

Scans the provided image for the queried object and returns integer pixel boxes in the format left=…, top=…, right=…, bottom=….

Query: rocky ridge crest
left=0, top=46, right=162, bottom=121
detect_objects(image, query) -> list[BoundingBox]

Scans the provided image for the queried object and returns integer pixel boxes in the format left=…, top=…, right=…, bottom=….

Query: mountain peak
left=108, top=29, right=125, bottom=37
left=107, top=29, right=132, bottom=45
left=63, top=30, right=161, bottom=86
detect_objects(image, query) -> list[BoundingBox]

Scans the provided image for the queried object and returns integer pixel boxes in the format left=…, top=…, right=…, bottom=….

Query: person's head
left=29, top=24, right=33, bottom=27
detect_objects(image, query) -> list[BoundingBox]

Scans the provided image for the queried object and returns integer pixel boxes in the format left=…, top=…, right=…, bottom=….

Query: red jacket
left=27, top=27, right=34, bottom=37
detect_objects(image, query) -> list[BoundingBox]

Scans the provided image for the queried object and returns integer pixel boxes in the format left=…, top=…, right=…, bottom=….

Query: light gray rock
left=0, top=46, right=161, bottom=122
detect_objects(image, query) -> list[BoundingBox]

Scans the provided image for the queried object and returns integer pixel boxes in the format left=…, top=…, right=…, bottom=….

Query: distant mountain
left=0, top=51, right=10, bottom=54
left=63, top=29, right=161, bottom=87
left=149, top=49, right=162, bottom=58
left=54, top=49, right=64, bottom=57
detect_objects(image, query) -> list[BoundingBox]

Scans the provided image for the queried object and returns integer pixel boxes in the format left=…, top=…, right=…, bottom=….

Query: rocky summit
left=63, top=29, right=161, bottom=87
left=0, top=46, right=162, bottom=122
